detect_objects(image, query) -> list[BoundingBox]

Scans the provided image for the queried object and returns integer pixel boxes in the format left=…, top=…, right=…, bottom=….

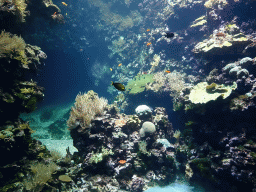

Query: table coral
left=189, top=82, right=237, bottom=104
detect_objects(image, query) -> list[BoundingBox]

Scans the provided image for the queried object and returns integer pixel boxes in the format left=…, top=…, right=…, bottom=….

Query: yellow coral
left=0, top=31, right=26, bottom=57
left=148, top=54, right=160, bottom=74
left=20, top=88, right=35, bottom=94
left=204, top=0, right=228, bottom=9
left=14, top=0, right=28, bottom=22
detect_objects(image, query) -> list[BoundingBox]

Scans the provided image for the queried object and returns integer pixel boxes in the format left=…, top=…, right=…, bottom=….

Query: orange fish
left=165, top=70, right=171, bottom=73
left=146, top=29, right=150, bottom=32
left=52, top=12, right=57, bottom=16
left=119, top=160, right=126, bottom=164
left=118, top=63, right=122, bottom=67
left=62, top=2, right=68, bottom=6
left=146, top=42, right=152, bottom=46
left=142, top=71, right=147, bottom=74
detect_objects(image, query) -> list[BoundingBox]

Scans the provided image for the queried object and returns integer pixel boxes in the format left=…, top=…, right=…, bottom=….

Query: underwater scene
left=1, top=0, right=256, bottom=191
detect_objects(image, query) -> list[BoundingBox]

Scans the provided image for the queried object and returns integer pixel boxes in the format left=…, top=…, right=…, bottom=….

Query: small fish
left=66, top=13, right=68, bottom=16
left=111, top=81, right=125, bottom=91
left=216, top=32, right=226, bottom=37
left=52, top=12, right=57, bottom=16
left=118, top=63, right=122, bottom=67
left=165, top=70, right=171, bottom=73
left=146, top=42, right=152, bottom=46
left=62, top=2, right=68, bottom=6
left=146, top=29, right=150, bottom=32
left=164, top=32, right=175, bottom=38
left=119, top=160, right=126, bottom=164
left=142, top=71, right=147, bottom=74
left=110, top=68, right=113, bottom=71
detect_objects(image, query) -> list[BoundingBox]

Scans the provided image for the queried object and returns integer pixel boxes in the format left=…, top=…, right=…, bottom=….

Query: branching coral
left=0, top=30, right=31, bottom=67
left=67, top=90, right=108, bottom=130
left=108, top=37, right=128, bottom=58
left=0, top=30, right=26, bottom=57
left=14, top=0, right=28, bottom=22
left=23, top=162, right=59, bottom=191
left=148, top=54, right=161, bottom=74
left=146, top=71, right=186, bottom=97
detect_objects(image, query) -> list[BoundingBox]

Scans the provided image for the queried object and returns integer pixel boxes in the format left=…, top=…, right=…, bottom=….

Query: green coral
left=14, top=0, right=28, bottom=22
left=126, top=74, right=154, bottom=94
left=89, top=147, right=114, bottom=164
left=23, top=162, right=59, bottom=190
left=191, top=158, right=211, bottom=176
left=0, top=31, right=30, bottom=67
left=0, top=31, right=26, bottom=57
left=189, top=82, right=237, bottom=104
left=20, top=88, right=35, bottom=94
left=138, top=141, right=151, bottom=156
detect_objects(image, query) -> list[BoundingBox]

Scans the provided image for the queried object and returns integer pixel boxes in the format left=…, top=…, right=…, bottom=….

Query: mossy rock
left=125, top=74, right=154, bottom=94
left=189, top=82, right=237, bottom=104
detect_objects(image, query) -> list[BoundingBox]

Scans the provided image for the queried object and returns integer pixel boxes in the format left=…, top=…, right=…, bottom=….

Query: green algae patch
left=189, top=82, right=237, bottom=104
left=126, top=74, right=154, bottom=94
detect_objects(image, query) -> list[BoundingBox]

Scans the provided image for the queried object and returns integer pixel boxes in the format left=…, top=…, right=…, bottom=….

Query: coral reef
left=67, top=106, right=175, bottom=190
left=192, top=24, right=252, bottom=59
left=0, top=31, right=46, bottom=124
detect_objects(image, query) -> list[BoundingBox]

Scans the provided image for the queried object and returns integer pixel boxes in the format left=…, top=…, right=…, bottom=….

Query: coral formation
left=192, top=24, right=252, bottom=59
left=67, top=90, right=108, bottom=130
left=139, top=121, right=156, bottom=137
left=24, top=162, right=59, bottom=190
left=188, top=82, right=237, bottom=104
left=67, top=105, right=175, bottom=190
left=126, top=74, right=154, bottom=94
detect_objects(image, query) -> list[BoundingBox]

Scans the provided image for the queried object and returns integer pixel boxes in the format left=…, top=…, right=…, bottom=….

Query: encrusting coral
left=188, top=82, right=237, bottom=104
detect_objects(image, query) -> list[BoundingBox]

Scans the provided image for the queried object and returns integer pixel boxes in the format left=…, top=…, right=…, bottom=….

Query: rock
left=239, top=57, right=253, bottom=68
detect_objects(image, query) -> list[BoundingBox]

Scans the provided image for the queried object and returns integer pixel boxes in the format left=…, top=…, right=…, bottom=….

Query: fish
left=165, top=70, right=171, bottom=73
left=53, top=12, right=57, bottom=16
left=110, top=68, right=113, bottom=71
left=146, top=29, right=150, bottom=32
left=216, top=32, right=226, bottom=37
left=146, top=42, right=152, bottom=46
left=62, top=2, right=68, bottom=6
left=119, top=160, right=126, bottom=164
left=164, top=32, right=175, bottom=38
left=111, top=81, right=125, bottom=91
left=118, top=63, right=122, bottom=67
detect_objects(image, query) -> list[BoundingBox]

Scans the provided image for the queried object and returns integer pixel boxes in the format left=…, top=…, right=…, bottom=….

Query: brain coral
left=139, top=121, right=156, bottom=137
